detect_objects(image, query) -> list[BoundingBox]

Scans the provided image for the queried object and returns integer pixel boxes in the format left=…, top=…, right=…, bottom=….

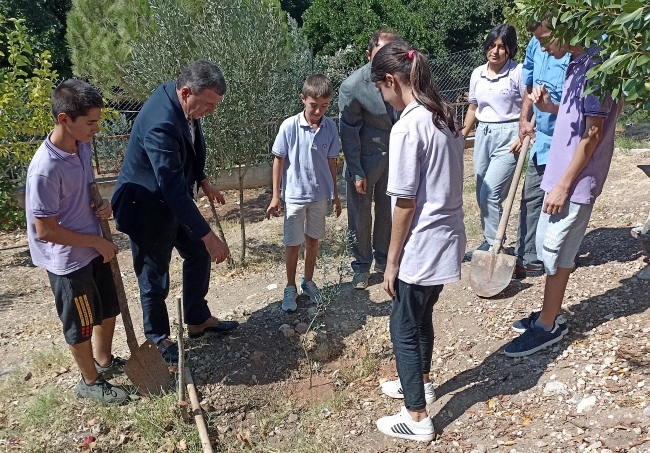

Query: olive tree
left=124, top=0, right=312, bottom=265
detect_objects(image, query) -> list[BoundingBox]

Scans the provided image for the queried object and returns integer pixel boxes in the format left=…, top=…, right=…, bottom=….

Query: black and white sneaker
left=376, top=406, right=435, bottom=442
left=381, top=378, right=436, bottom=404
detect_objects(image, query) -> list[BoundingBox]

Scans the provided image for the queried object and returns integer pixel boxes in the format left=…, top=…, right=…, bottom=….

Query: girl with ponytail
left=371, top=42, right=466, bottom=442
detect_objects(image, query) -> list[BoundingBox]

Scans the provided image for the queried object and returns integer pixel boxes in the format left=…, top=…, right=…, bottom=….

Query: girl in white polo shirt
left=370, top=41, right=466, bottom=443
left=462, top=24, right=525, bottom=255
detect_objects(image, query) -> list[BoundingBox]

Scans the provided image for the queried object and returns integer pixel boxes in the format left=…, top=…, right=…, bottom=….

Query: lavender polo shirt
left=26, top=136, right=101, bottom=275
left=272, top=112, right=340, bottom=204
left=386, top=101, right=466, bottom=286
left=541, top=48, right=618, bottom=205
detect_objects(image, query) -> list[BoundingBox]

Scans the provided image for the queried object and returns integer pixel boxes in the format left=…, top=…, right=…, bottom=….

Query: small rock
left=577, top=395, right=597, bottom=413
left=643, top=405, right=650, bottom=416
left=476, top=445, right=487, bottom=453
left=295, top=323, right=309, bottom=335
left=604, top=314, right=614, bottom=320
left=543, top=381, right=568, bottom=395
left=587, top=441, right=602, bottom=451
left=23, top=371, right=32, bottom=381
left=535, top=441, right=548, bottom=448
left=279, top=324, right=295, bottom=338
left=287, top=414, right=298, bottom=423
left=633, top=427, right=642, bottom=435
left=636, top=267, right=650, bottom=280
left=267, top=284, right=278, bottom=290
left=570, top=394, right=581, bottom=404
left=306, top=307, right=318, bottom=317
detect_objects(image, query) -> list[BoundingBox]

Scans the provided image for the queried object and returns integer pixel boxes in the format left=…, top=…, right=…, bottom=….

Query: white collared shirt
left=468, top=59, right=525, bottom=122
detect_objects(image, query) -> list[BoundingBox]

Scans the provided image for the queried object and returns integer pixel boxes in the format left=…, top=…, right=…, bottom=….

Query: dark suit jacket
left=112, top=82, right=211, bottom=241
left=338, top=63, right=400, bottom=183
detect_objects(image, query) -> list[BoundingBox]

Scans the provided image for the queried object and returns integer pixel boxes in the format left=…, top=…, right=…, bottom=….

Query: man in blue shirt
left=513, top=18, right=570, bottom=279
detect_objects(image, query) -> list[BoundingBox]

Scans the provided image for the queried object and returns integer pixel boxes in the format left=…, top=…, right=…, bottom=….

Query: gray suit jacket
left=338, top=63, right=399, bottom=183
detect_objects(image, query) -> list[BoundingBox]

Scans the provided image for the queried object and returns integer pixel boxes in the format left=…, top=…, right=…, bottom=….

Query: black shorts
left=48, top=255, right=121, bottom=345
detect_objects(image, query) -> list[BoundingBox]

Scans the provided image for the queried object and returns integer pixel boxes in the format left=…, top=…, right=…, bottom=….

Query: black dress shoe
left=513, top=263, right=544, bottom=279
left=187, top=317, right=240, bottom=338
left=157, top=342, right=178, bottom=363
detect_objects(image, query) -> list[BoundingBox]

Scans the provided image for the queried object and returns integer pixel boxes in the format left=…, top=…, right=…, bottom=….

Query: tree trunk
left=209, top=200, right=233, bottom=268
left=238, top=164, right=248, bottom=266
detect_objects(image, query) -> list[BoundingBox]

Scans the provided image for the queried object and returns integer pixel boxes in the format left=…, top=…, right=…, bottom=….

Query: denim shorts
left=536, top=198, right=593, bottom=275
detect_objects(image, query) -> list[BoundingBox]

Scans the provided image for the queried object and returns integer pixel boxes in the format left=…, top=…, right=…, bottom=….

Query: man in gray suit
left=339, top=31, right=404, bottom=289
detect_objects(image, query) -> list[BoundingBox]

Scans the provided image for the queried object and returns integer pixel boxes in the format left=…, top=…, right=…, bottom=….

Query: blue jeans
left=390, top=279, right=443, bottom=411
left=516, top=158, right=546, bottom=267
left=474, top=122, right=519, bottom=245
left=130, top=220, right=212, bottom=344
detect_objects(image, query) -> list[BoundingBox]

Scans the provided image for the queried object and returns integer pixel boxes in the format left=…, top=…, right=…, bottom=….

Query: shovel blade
left=469, top=250, right=516, bottom=298
left=123, top=339, right=171, bottom=396
left=638, top=165, right=650, bottom=179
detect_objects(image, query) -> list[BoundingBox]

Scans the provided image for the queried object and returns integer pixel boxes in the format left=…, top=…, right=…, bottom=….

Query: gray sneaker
left=282, top=285, right=298, bottom=312
left=301, top=279, right=322, bottom=303
left=75, top=375, right=130, bottom=405
left=94, top=355, right=127, bottom=378
left=374, top=263, right=386, bottom=274
left=352, top=272, right=369, bottom=289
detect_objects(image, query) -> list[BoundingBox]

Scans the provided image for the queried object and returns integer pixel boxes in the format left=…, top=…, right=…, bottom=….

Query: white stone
left=643, top=405, right=650, bottom=416
left=267, top=284, right=278, bottom=290
left=577, top=395, right=597, bottom=413
left=604, top=314, right=614, bottom=320
left=544, top=381, right=568, bottom=395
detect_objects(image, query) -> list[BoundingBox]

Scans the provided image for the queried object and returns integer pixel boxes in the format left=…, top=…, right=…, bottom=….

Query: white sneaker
left=282, top=286, right=297, bottom=312
left=381, top=378, right=436, bottom=404
left=376, top=406, right=435, bottom=442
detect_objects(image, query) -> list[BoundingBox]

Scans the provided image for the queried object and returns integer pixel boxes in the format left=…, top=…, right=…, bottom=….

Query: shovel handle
left=90, top=182, right=140, bottom=350
left=176, top=297, right=185, bottom=403
left=492, top=115, right=536, bottom=251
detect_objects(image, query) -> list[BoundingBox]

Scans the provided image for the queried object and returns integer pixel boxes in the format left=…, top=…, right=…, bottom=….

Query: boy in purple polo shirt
left=504, top=33, right=622, bottom=357
left=25, top=80, right=129, bottom=404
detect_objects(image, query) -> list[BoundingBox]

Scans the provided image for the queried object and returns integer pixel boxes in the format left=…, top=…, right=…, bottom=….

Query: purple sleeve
left=29, top=174, right=60, bottom=217
left=272, top=121, right=290, bottom=158
left=583, top=93, right=612, bottom=118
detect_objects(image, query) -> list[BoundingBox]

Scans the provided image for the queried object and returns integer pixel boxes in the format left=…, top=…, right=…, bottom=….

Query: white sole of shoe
left=381, top=387, right=436, bottom=404
left=511, top=324, right=569, bottom=335
left=376, top=424, right=434, bottom=442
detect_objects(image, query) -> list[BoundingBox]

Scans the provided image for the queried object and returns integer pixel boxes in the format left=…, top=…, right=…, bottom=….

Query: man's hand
left=265, top=197, right=282, bottom=220
left=93, top=237, right=119, bottom=263
left=332, top=197, right=342, bottom=218
left=518, top=120, right=535, bottom=143
left=202, top=182, right=225, bottom=205
left=354, top=178, right=367, bottom=195
left=91, top=199, right=113, bottom=219
left=382, top=261, right=399, bottom=298
left=529, top=85, right=557, bottom=114
left=201, top=230, right=229, bottom=263
left=543, top=185, right=570, bottom=216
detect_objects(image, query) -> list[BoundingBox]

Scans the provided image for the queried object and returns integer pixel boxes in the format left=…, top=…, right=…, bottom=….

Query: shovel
left=470, top=116, right=536, bottom=297
left=90, top=182, right=171, bottom=395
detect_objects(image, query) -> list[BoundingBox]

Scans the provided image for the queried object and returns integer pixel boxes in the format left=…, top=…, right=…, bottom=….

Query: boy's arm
left=328, top=157, right=341, bottom=218
left=265, top=155, right=284, bottom=219
left=34, top=216, right=118, bottom=263
left=543, top=115, right=604, bottom=215
left=382, top=198, right=416, bottom=298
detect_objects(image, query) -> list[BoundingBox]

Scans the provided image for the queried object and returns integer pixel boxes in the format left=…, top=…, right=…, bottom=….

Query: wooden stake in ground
left=176, top=297, right=189, bottom=422
left=185, top=367, right=213, bottom=453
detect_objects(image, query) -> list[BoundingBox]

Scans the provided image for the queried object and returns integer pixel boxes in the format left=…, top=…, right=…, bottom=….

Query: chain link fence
left=51, top=48, right=484, bottom=175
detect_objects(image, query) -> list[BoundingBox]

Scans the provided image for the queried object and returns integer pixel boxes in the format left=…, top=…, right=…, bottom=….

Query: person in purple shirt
left=25, top=80, right=129, bottom=404
left=504, top=31, right=623, bottom=357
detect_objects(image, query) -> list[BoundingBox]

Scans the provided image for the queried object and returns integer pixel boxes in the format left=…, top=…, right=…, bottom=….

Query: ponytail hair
left=370, top=42, right=458, bottom=136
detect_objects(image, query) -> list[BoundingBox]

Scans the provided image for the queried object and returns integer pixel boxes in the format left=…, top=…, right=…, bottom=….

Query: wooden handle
left=186, top=367, right=214, bottom=452
left=90, top=182, right=140, bottom=350
left=176, top=297, right=185, bottom=403
left=492, top=116, right=536, bottom=252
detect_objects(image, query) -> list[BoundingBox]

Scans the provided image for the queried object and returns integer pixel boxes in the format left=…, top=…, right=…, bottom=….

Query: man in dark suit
left=112, top=60, right=238, bottom=362
left=339, top=31, right=404, bottom=290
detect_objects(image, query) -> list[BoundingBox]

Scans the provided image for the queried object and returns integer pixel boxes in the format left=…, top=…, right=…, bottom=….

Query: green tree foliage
left=302, top=0, right=509, bottom=65
left=0, top=0, right=72, bottom=77
left=66, top=0, right=154, bottom=93
left=0, top=16, right=57, bottom=229
left=517, top=0, right=649, bottom=109
left=280, top=0, right=312, bottom=25
left=124, top=0, right=312, bottom=264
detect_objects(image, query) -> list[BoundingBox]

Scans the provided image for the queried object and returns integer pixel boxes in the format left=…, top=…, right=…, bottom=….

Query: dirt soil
left=1, top=150, right=650, bottom=453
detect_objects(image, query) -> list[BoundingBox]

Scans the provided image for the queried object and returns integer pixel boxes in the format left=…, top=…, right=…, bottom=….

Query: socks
left=533, top=319, right=553, bottom=331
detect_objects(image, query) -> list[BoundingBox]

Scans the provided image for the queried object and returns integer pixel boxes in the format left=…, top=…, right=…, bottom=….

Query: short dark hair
left=367, top=30, right=407, bottom=54
left=527, top=11, right=553, bottom=33
left=483, top=24, right=518, bottom=60
left=51, top=79, right=103, bottom=123
left=176, top=60, right=227, bottom=96
left=301, top=74, right=333, bottom=99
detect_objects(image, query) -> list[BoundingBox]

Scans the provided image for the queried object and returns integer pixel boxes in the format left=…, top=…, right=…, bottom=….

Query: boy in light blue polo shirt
left=265, top=74, right=341, bottom=312
left=513, top=16, right=570, bottom=279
